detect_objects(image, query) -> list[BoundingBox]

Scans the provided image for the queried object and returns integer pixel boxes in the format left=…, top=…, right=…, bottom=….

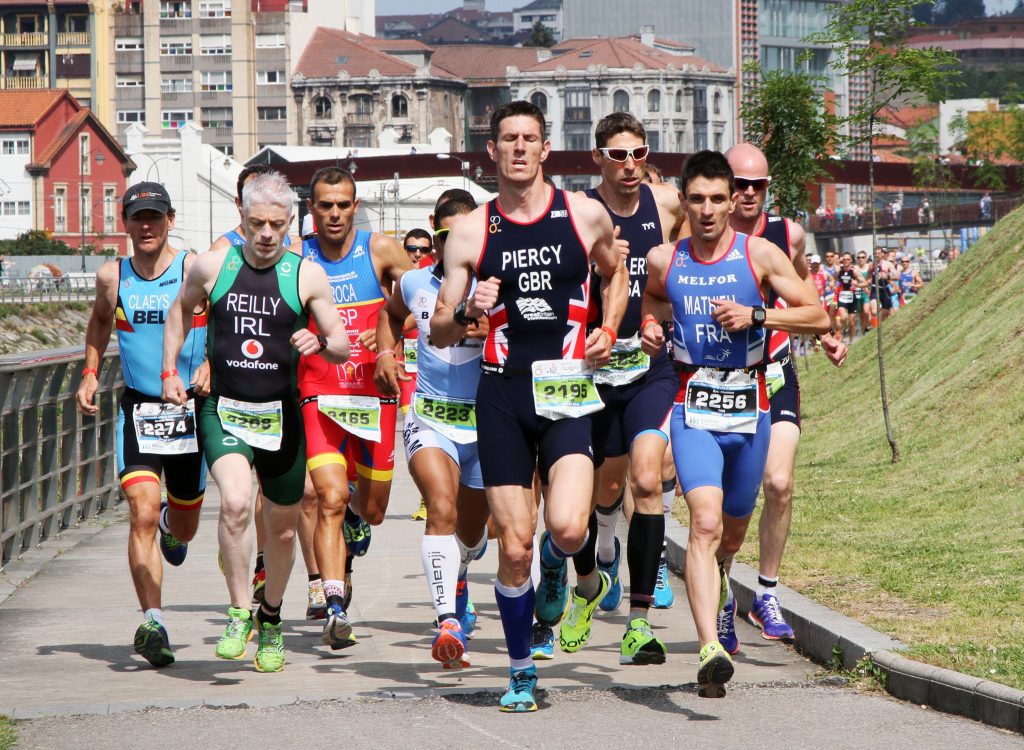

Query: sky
left=376, top=0, right=519, bottom=13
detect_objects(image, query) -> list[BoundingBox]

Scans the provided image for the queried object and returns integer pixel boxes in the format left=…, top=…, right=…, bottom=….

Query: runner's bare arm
left=297, top=262, right=349, bottom=364
left=181, top=253, right=211, bottom=396
left=653, top=182, right=686, bottom=243
left=162, top=251, right=218, bottom=404
left=374, top=286, right=413, bottom=396
left=640, top=243, right=674, bottom=356
left=572, top=193, right=627, bottom=365
left=206, top=234, right=234, bottom=254
left=431, top=207, right=490, bottom=347
left=76, top=262, right=118, bottom=415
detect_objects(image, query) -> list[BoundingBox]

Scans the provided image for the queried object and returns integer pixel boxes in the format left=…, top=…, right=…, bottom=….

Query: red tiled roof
left=361, top=38, right=434, bottom=53
left=881, top=105, right=938, bottom=130
left=530, top=36, right=724, bottom=73
left=429, top=45, right=545, bottom=82
left=0, top=90, right=66, bottom=128
left=421, top=17, right=491, bottom=44
left=296, top=28, right=461, bottom=80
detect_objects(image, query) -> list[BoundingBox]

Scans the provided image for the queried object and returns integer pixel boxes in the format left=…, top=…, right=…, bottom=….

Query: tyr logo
left=642, top=222, right=657, bottom=231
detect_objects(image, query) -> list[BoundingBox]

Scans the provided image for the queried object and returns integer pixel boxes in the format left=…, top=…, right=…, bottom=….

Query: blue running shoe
left=652, top=557, right=675, bottom=609
left=499, top=667, right=538, bottom=713
left=343, top=513, right=372, bottom=557
left=530, top=621, right=555, bottom=660
left=322, top=603, right=357, bottom=651
left=597, top=537, right=622, bottom=612
left=432, top=618, right=469, bottom=669
left=717, top=598, right=740, bottom=655
left=747, top=591, right=795, bottom=641
left=455, top=574, right=477, bottom=638
left=134, top=617, right=174, bottom=667
left=158, top=501, right=187, bottom=567
left=534, top=531, right=568, bottom=626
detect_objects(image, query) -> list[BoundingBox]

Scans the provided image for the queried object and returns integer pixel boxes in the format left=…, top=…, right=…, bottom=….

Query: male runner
left=718, top=144, right=847, bottom=654
left=821, top=249, right=840, bottom=332
left=401, top=227, right=432, bottom=520
left=299, top=166, right=413, bottom=649
left=641, top=150, right=829, bottom=696
left=162, top=171, right=349, bottom=672
left=855, top=251, right=873, bottom=335
left=77, top=181, right=207, bottom=668
left=898, top=254, right=923, bottom=302
left=431, top=100, right=627, bottom=712
left=563, top=112, right=683, bottom=664
left=835, top=252, right=858, bottom=342
left=375, top=193, right=490, bottom=669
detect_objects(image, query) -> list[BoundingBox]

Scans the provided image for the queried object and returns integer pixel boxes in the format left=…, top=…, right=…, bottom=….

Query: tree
left=524, top=20, right=555, bottom=48
left=0, top=230, right=75, bottom=256
left=741, top=63, right=836, bottom=218
left=806, top=0, right=960, bottom=463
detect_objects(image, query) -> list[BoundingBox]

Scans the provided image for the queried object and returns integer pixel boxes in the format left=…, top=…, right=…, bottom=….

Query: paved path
left=1, top=452, right=1019, bottom=747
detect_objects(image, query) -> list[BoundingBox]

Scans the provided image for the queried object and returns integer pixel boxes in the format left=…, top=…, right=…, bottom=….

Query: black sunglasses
left=405, top=245, right=429, bottom=253
left=735, top=176, right=772, bottom=191
left=598, top=145, right=650, bottom=162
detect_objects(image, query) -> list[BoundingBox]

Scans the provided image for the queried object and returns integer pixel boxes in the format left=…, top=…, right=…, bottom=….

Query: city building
left=0, top=89, right=133, bottom=255
left=906, top=16, right=1024, bottom=72
left=376, top=1, right=516, bottom=44
left=513, top=0, right=562, bottom=40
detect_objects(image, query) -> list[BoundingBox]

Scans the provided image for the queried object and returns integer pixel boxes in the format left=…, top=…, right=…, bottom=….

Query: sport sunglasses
left=734, top=176, right=772, bottom=191
left=598, top=145, right=650, bottom=162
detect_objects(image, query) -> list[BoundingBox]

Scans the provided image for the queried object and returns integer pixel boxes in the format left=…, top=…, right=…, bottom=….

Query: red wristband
left=599, top=325, right=617, bottom=346
left=82, top=367, right=98, bottom=377
left=160, top=369, right=179, bottom=381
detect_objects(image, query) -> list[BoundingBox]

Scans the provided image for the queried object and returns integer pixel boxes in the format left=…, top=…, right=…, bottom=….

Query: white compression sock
left=455, top=530, right=487, bottom=578
left=596, top=493, right=623, bottom=565
left=421, top=534, right=461, bottom=620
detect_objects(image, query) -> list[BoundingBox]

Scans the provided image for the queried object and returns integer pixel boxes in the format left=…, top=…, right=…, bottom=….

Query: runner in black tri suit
left=431, top=100, right=627, bottom=713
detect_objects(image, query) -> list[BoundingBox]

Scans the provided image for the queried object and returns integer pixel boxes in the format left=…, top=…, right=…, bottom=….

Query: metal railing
left=0, top=346, right=122, bottom=570
left=0, top=272, right=95, bottom=303
left=807, top=196, right=1021, bottom=235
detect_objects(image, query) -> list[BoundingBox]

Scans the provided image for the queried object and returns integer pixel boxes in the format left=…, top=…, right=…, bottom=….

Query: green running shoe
left=133, top=617, right=174, bottom=668
left=696, top=641, right=734, bottom=698
left=253, top=614, right=286, bottom=673
left=619, top=617, right=667, bottom=666
left=558, top=571, right=610, bottom=653
left=215, top=606, right=254, bottom=660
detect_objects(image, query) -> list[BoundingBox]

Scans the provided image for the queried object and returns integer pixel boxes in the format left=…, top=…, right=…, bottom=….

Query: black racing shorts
left=767, top=356, right=801, bottom=428
left=476, top=370, right=594, bottom=488
left=877, top=285, right=894, bottom=310
left=591, top=352, right=677, bottom=467
left=116, top=387, right=206, bottom=508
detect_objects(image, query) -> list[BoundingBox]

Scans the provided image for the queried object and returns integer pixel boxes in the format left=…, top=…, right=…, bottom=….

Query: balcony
left=469, top=115, right=490, bottom=131
left=564, top=107, right=592, bottom=123
left=57, top=32, right=90, bottom=47
left=4, top=33, right=47, bottom=47
left=2, top=76, right=47, bottom=90
left=345, top=112, right=374, bottom=127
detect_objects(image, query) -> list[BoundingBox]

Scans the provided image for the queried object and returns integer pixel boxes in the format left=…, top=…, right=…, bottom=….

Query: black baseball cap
left=122, top=181, right=172, bottom=217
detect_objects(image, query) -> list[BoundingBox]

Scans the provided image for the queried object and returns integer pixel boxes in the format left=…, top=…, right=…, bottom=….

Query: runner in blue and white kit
left=375, top=192, right=491, bottom=670
left=641, top=151, right=828, bottom=697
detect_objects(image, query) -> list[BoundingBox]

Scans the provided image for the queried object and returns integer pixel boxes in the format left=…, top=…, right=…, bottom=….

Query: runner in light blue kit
left=641, top=151, right=828, bottom=698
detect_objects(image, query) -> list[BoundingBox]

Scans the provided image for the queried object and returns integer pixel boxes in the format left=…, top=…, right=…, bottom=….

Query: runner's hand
left=821, top=333, right=847, bottom=368
left=466, top=277, right=500, bottom=318
left=162, top=374, right=188, bottom=405
left=373, top=352, right=410, bottom=397
left=710, top=299, right=752, bottom=332
left=76, top=375, right=99, bottom=416
left=584, top=327, right=613, bottom=367
left=358, top=328, right=377, bottom=353
left=290, top=328, right=323, bottom=356
left=641, top=320, right=664, bottom=356
left=191, top=360, right=211, bottom=397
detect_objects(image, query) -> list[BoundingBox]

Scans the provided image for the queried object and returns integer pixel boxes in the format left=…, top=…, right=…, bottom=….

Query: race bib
left=134, top=399, right=197, bottom=455
left=684, top=368, right=758, bottom=434
left=318, top=394, right=382, bottom=442
left=403, top=336, right=418, bottom=374
left=216, top=397, right=283, bottom=451
left=765, top=361, right=785, bottom=400
left=595, top=335, right=650, bottom=386
left=531, top=359, right=604, bottom=420
left=838, top=290, right=854, bottom=304
left=413, top=393, right=476, bottom=444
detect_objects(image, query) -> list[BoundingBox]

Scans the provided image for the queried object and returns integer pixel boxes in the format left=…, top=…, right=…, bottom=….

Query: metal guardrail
left=807, top=196, right=1021, bottom=235
left=0, top=346, right=122, bottom=570
left=0, top=273, right=94, bottom=303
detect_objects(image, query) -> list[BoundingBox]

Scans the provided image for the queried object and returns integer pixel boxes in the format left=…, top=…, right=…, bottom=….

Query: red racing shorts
left=300, top=396, right=397, bottom=482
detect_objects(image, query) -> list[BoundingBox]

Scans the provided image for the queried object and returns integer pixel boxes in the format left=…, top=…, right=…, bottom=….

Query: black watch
left=454, top=300, right=478, bottom=326
left=751, top=306, right=767, bottom=328
left=316, top=334, right=328, bottom=352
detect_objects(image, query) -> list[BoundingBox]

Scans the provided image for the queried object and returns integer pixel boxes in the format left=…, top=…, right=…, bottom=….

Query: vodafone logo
left=241, top=339, right=264, bottom=359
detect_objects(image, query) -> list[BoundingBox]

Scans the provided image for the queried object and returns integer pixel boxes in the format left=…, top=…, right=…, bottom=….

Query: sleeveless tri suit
left=756, top=213, right=801, bottom=427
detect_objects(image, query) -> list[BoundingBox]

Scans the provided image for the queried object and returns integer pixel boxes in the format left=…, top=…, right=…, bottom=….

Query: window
left=2, top=203, right=15, bottom=216
left=162, top=76, right=192, bottom=93
left=565, top=86, right=590, bottom=122
left=256, top=33, right=285, bottom=48
left=257, top=70, right=286, bottom=85
left=713, top=90, right=722, bottom=115
left=612, top=90, right=629, bottom=113
left=391, top=93, right=408, bottom=118
left=160, top=37, right=192, bottom=56
left=115, top=37, right=143, bottom=51
left=81, top=185, right=91, bottom=231
left=201, top=107, right=233, bottom=128
left=79, top=133, right=90, bottom=175
left=647, top=90, right=661, bottom=113
left=675, top=89, right=683, bottom=112
left=116, top=74, right=143, bottom=87
left=200, top=35, right=231, bottom=55
left=200, top=70, right=231, bottom=91
left=714, top=132, right=723, bottom=151
left=117, top=109, right=144, bottom=123
left=104, top=187, right=116, bottom=233
left=1, top=139, right=30, bottom=155
left=65, top=14, right=88, bottom=33
left=648, top=131, right=660, bottom=151
left=160, top=1, right=191, bottom=18
left=530, top=91, right=547, bottom=113
left=54, top=187, right=66, bottom=232
left=161, top=110, right=194, bottom=129
left=314, top=96, right=332, bottom=119
left=18, top=201, right=30, bottom=215
left=219, top=144, right=233, bottom=157
left=258, top=106, right=287, bottom=121
left=200, top=1, right=231, bottom=17
left=17, top=15, right=37, bottom=34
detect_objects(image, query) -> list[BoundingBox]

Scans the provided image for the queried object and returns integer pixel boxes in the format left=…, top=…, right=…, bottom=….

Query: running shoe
left=597, top=537, right=623, bottom=612
left=306, top=579, right=327, bottom=621
left=432, top=617, right=469, bottom=669
left=158, top=501, right=187, bottom=567
left=343, top=513, right=372, bottom=557
left=530, top=622, right=555, bottom=660
left=747, top=591, right=795, bottom=641
left=558, top=571, right=610, bottom=653
left=619, top=616, right=667, bottom=666
left=253, top=612, right=285, bottom=673
left=322, top=603, right=356, bottom=650
left=534, top=531, right=569, bottom=626
left=455, top=574, right=477, bottom=638
left=717, top=598, right=740, bottom=655
left=251, top=568, right=266, bottom=608
left=696, top=641, right=734, bottom=698
left=499, top=667, right=538, bottom=713
left=133, top=617, right=174, bottom=668
left=411, top=498, right=427, bottom=521
left=215, top=606, right=254, bottom=660
left=652, top=557, right=675, bottom=609
left=460, top=599, right=477, bottom=638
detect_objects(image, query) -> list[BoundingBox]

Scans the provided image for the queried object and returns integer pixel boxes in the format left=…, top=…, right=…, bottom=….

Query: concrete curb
left=662, top=515, right=1024, bottom=734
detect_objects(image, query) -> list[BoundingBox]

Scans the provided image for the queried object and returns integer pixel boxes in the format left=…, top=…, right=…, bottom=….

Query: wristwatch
left=751, top=306, right=767, bottom=328
left=316, top=334, right=328, bottom=352
left=454, top=300, right=478, bottom=326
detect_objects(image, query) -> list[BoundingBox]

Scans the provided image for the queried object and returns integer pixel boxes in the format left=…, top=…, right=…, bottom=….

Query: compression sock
left=661, top=478, right=677, bottom=516
left=596, top=491, right=624, bottom=565
left=422, top=534, right=460, bottom=622
left=495, top=579, right=536, bottom=673
left=627, top=512, right=665, bottom=610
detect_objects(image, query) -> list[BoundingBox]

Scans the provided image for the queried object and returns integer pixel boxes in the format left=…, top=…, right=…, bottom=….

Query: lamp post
left=80, top=146, right=105, bottom=272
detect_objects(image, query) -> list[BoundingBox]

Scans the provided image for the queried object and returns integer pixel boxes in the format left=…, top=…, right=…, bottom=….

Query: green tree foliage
left=741, top=64, right=836, bottom=218
left=0, top=230, right=75, bottom=256
left=524, top=21, right=555, bottom=48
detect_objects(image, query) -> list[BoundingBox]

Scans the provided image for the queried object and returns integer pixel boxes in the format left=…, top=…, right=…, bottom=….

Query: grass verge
left=0, top=716, right=15, bottom=750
